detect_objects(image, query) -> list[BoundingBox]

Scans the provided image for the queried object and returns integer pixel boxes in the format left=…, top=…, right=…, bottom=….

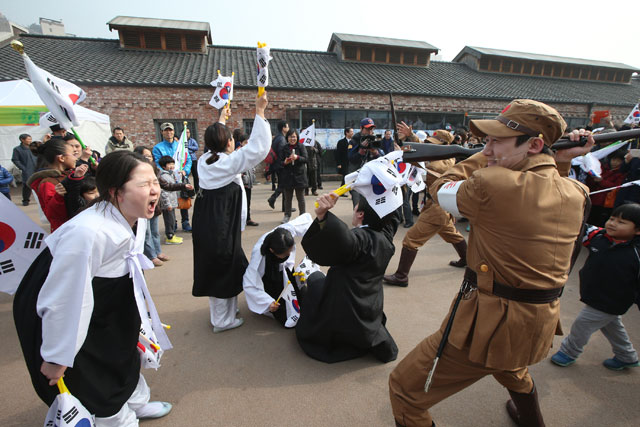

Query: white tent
left=0, top=80, right=111, bottom=175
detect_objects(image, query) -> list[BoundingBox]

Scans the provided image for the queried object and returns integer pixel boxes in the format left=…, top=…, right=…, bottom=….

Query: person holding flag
left=295, top=191, right=401, bottom=363
left=243, top=214, right=313, bottom=327
left=192, top=93, right=271, bottom=333
left=14, top=150, right=173, bottom=425
left=152, top=123, right=193, bottom=231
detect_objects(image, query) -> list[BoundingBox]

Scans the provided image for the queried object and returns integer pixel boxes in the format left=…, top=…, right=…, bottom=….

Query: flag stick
left=275, top=281, right=292, bottom=305
left=257, top=42, right=267, bottom=98
left=71, top=128, right=96, bottom=165
left=139, top=333, right=161, bottom=352
left=314, top=183, right=353, bottom=208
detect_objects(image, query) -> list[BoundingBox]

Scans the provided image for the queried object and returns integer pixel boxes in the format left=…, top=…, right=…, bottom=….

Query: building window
left=360, top=47, right=372, bottom=62
left=533, top=63, right=543, bottom=75
left=404, top=52, right=416, bottom=65
left=144, top=32, right=161, bottom=49
left=502, top=60, right=512, bottom=73
left=185, top=35, right=203, bottom=51
left=122, top=30, right=140, bottom=48
left=153, top=119, right=197, bottom=143
left=417, top=52, right=429, bottom=66
left=543, top=63, right=552, bottom=76
left=344, top=45, right=357, bottom=60
left=374, top=48, right=386, bottom=63
left=522, top=62, right=532, bottom=74
left=489, top=58, right=500, bottom=72
left=479, top=57, right=490, bottom=70
left=389, top=49, right=401, bottom=64
left=165, top=33, right=182, bottom=50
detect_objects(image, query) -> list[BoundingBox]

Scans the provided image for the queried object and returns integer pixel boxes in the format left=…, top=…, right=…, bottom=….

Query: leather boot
left=383, top=247, right=418, bottom=287
left=395, top=420, right=435, bottom=427
left=506, top=384, right=545, bottom=427
left=449, top=240, right=467, bottom=268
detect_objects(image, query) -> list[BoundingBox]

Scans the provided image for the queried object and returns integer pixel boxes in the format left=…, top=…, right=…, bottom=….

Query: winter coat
left=12, top=143, right=37, bottom=183
left=105, top=136, right=134, bottom=154
left=279, top=143, right=308, bottom=189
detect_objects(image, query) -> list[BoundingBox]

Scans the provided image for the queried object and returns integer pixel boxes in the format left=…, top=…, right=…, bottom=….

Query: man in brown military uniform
left=388, top=99, right=593, bottom=426
left=384, top=129, right=467, bottom=287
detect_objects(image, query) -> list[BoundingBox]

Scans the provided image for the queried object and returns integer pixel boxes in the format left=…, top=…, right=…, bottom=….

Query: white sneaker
left=213, top=317, right=244, bottom=333
left=135, top=401, right=172, bottom=419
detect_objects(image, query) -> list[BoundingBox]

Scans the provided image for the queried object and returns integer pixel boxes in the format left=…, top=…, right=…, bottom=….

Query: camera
left=360, top=134, right=382, bottom=149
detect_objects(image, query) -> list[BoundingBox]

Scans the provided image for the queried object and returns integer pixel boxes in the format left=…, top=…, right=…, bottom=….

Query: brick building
left=1, top=16, right=638, bottom=172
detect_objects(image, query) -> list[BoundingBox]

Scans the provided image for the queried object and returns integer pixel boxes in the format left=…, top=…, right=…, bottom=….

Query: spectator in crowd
left=186, top=128, right=200, bottom=192
left=105, top=127, right=134, bottom=154
left=279, top=129, right=308, bottom=224
left=381, top=130, right=394, bottom=154
left=12, top=133, right=37, bottom=206
left=267, top=121, right=289, bottom=210
left=234, top=129, right=259, bottom=227
left=158, top=156, right=192, bottom=245
left=28, top=138, right=81, bottom=232
left=348, top=118, right=384, bottom=206
left=587, top=150, right=627, bottom=226
left=615, top=150, right=640, bottom=206
left=0, top=162, right=13, bottom=200
left=152, top=122, right=193, bottom=232
left=335, top=127, right=353, bottom=188
left=305, top=140, right=321, bottom=196
left=551, top=203, right=640, bottom=371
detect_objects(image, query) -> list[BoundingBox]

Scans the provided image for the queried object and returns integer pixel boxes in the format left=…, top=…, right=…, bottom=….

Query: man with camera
left=347, top=118, right=384, bottom=206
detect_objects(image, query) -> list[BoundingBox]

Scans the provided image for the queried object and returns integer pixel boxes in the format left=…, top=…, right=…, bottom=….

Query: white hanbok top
left=197, top=115, right=271, bottom=231
left=243, top=213, right=313, bottom=314
left=36, top=202, right=167, bottom=367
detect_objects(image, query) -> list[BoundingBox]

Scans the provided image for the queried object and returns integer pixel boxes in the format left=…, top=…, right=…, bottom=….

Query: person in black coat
left=295, top=193, right=400, bottom=363
left=334, top=127, right=353, bottom=187
left=279, top=129, right=308, bottom=223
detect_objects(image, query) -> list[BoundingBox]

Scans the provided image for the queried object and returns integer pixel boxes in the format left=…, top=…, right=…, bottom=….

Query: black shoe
left=246, top=220, right=259, bottom=226
left=318, top=186, right=323, bottom=190
left=403, top=222, right=414, bottom=228
left=22, top=201, right=29, bottom=206
left=312, top=192, right=319, bottom=196
left=412, top=208, right=420, bottom=216
left=268, top=198, right=275, bottom=209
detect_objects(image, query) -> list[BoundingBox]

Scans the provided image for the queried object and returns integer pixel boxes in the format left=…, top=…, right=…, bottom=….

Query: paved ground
left=1, top=182, right=639, bottom=426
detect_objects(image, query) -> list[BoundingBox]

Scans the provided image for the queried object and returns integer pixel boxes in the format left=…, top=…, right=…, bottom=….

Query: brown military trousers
left=403, top=202, right=464, bottom=250
left=389, top=329, right=534, bottom=426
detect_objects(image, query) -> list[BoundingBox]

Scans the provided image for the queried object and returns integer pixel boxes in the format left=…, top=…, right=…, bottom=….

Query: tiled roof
left=331, top=33, right=438, bottom=51
left=1, top=34, right=639, bottom=107
left=455, top=46, right=639, bottom=71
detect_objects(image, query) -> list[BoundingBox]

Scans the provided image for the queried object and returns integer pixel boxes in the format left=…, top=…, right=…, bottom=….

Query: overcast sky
left=2, top=0, right=639, bottom=68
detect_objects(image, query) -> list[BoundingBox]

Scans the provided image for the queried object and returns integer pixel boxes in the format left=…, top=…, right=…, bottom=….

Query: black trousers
left=22, top=182, right=32, bottom=203
left=283, top=187, right=306, bottom=216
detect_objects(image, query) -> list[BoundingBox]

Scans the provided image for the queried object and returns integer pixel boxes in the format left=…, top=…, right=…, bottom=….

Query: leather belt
left=464, top=268, right=563, bottom=304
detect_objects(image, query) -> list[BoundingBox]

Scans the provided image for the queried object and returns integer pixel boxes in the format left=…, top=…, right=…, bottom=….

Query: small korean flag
left=44, top=378, right=95, bottom=427
left=299, top=123, right=316, bottom=147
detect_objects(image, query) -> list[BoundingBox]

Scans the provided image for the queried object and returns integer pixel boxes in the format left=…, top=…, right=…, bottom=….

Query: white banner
left=571, top=140, right=629, bottom=178
left=209, top=74, right=234, bottom=109
left=22, top=53, right=86, bottom=130
left=256, top=46, right=272, bottom=88
left=0, top=196, right=48, bottom=294
left=299, top=123, right=316, bottom=147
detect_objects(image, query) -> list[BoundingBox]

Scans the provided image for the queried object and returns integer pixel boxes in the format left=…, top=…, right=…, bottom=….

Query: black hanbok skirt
left=192, top=183, right=248, bottom=298
left=13, top=249, right=142, bottom=417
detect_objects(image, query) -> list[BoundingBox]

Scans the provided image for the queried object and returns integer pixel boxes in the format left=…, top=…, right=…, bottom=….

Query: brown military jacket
left=431, top=152, right=588, bottom=370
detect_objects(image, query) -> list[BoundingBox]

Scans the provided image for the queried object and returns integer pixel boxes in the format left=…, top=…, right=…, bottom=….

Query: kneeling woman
left=14, top=150, right=172, bottom=425
left=192, top=94, right=271, bottom=332
left=243, top=214, right=313, bottom=326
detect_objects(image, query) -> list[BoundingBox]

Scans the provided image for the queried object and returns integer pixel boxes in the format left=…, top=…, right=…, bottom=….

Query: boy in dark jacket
left=551, top=203, right=640, bottom=370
